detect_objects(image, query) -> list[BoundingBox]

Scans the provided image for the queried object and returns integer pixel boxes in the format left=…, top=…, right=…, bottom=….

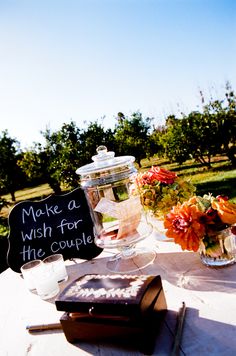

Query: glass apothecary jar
left=76, top=146, right=154, bottom=272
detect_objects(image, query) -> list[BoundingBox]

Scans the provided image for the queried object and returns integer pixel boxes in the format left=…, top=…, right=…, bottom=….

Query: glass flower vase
left=199, top=228, right=236, bottom=267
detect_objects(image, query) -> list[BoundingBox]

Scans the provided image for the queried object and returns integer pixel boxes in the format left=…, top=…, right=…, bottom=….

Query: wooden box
left=55, top=274, right=167, bottom=354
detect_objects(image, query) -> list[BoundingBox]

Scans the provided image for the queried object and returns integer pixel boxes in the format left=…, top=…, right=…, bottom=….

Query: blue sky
left=0, top=0, right=235, bottom=148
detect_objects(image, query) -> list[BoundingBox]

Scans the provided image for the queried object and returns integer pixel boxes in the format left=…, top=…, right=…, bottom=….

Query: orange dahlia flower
left=212, top=198, right=236, bottom=225
left=164, top=202, right=206, bottom=252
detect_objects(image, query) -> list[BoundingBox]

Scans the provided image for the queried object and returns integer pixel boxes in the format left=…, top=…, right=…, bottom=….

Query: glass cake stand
left=95, top=215, right=156, bottom=273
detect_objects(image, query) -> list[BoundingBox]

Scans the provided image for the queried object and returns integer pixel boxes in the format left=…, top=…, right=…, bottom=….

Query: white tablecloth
left=0, top=234, right=235, bottom=355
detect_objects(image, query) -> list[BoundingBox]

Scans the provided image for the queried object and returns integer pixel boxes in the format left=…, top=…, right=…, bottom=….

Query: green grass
left=0, top=184, right=54, bottom=220
left=2, top=183, right=54, bottom=203
left=0, top=224, right=8, bottom=237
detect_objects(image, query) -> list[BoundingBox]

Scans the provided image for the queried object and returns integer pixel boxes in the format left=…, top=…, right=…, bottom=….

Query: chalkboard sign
left=7, top=188, right=103, bottom=273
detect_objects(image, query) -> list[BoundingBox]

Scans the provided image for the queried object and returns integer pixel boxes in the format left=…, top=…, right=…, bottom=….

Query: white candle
left=20, top=260, right=43, bottom=291
left=33, top=264, right=59, bottom=300
left=43, top=254, right=68, bottom=283
left=54, top=263, right=68, bottom=283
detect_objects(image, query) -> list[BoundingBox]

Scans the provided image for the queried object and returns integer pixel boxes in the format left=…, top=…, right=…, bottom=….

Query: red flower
left=135, top=166, right=177, bottom=187
left=136, top=171, right=156, bottom=186
left=149, top=166, right=177, bottom=184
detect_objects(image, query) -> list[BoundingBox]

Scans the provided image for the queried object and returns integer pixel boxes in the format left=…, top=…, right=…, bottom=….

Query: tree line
left=0, top=83, right=235, bottom=203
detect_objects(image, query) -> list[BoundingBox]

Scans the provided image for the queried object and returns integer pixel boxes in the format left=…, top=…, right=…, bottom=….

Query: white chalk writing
left=22, top=204, right=63, bottom=223
left=68, top=199, right=80, bottom=210
left=57, top=218, right=83, bottom=234
left=20, top=233, right=93, bottom=261
left=21, top=223, right=52, bottom=241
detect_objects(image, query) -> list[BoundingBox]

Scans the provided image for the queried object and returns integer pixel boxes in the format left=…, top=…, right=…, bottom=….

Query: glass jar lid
left=76, top=145, right=136, bottom=187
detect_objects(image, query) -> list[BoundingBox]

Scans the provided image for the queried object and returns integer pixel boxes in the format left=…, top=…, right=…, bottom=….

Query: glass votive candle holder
left=33, top=264, right=60, bottom=300
left=20, top=259, right=44, bottom=291
left=43, top=254, right=68, bottom=283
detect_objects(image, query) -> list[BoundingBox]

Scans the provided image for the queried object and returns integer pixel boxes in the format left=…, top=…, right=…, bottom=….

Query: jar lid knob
left=92, top=145, right=115, bottom=162
left=96, top=145, right=107, bottom=155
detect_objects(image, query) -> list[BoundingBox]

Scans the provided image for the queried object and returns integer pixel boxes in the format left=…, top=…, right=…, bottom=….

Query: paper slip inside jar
left=94, top=196, right=142, bottom=239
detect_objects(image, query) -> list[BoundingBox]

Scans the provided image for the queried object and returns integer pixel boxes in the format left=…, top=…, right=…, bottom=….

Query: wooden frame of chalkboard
left=7, top=188, right=103, bottom=272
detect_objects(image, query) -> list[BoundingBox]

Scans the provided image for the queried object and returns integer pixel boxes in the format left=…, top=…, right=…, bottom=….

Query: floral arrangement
left=132, top=166, right=196, bottom=219
left=163, top=194, right=236, bottom=257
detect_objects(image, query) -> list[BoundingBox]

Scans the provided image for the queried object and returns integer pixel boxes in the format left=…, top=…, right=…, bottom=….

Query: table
left=0, top=233, right=236, bottom=356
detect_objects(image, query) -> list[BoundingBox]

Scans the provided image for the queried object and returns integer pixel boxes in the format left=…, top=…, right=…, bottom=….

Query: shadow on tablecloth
left=146, top=251, right=236, bottom=293
left=63, top=252, right=236, bottom=293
